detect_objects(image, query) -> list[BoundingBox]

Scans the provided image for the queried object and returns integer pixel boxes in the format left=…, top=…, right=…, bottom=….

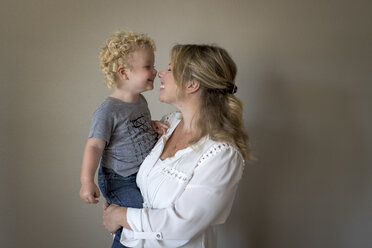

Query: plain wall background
left=1, top=0, right=371, bottom=247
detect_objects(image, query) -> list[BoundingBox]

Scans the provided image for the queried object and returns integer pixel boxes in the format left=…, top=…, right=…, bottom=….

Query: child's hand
left=151, top=120, right=168, bottom=138
left=80, top=182, right=100, bottom=204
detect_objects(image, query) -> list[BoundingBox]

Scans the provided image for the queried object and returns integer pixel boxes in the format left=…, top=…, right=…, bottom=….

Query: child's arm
left=80, top=137, right=106, bottom=204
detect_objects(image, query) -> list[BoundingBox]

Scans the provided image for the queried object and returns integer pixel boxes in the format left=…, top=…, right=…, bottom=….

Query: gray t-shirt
left=88, top=95, right=158, bottom=177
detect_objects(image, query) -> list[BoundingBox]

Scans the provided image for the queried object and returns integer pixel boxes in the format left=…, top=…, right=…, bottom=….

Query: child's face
left=125, top=48, right=157, bottom=93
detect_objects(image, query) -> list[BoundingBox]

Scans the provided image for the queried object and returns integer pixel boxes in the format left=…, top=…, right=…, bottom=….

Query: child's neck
left=110, top=88, right=140, bottom=103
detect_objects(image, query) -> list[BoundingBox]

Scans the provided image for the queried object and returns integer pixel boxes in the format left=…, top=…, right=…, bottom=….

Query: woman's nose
left=158, top=70, right=164, bottom=78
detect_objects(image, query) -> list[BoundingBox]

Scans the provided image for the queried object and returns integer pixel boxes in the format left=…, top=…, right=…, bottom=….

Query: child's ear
left=186, top=80, right=200, bottom=94
left=117, top=66, right=129, bottom=80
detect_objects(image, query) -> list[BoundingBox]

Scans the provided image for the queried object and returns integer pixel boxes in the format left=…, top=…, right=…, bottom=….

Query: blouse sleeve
left=121, top=145, right=245, bottom=247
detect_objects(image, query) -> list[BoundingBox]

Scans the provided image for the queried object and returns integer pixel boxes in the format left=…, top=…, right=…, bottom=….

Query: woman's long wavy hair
left=171, top=44, right=253, bottom=161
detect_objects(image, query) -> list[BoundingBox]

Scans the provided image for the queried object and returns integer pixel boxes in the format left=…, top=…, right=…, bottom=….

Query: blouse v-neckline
left=158, top=118, right=193, bottom=162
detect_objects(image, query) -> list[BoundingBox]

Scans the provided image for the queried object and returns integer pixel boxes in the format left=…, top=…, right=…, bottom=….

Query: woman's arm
left=103, top=144, right=244, bottom=246
left=103, top=203, right=130, bottom=232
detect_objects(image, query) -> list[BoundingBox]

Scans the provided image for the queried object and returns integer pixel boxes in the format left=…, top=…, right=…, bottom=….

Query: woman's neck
left=160, top=95, right=200, bottom=160
left=179, top=111, right=196, bottom=134
left=177, top=96, right=200, bottom=134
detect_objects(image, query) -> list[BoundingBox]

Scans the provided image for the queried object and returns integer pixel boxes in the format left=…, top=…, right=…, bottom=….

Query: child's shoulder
left=93, top=97, right=118, bottom=113
left=96, top=97, right=113, bottom=108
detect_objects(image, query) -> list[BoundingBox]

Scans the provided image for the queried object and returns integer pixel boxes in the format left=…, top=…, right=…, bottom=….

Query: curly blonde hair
left=99, top=30, right=156, bottom=88
left=171, top=44, right=253, bottom=161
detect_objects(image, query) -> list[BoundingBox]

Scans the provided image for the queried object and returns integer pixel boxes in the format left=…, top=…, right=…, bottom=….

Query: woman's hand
left=102, top=203, right=130, bottom=233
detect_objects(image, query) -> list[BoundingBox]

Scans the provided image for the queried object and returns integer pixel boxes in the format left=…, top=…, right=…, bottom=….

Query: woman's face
left=158, top=63, right=178, bottom=104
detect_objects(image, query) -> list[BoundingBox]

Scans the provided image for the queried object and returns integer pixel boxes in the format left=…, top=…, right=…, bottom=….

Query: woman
left=103, top=44, right=253, bottom=248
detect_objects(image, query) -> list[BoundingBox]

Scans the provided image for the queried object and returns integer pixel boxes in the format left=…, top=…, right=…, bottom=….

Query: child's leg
left=98, top=166, right=113, bottom=204
left=105, top=172, right=143, bottom=208
left=109, top=172, right=143, bottom=248
left=112, top=228, right=126, bottom=248
left=98, top=167, right=143, bottom=248
left=98, top=166, right=143, bottom=207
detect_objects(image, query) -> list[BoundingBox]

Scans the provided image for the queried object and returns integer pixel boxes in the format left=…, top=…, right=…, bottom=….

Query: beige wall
left=1, top=0, right=371, bottom=247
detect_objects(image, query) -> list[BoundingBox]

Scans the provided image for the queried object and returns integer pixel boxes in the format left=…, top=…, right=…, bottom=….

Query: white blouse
left=120, top=112, right=245, bottom=248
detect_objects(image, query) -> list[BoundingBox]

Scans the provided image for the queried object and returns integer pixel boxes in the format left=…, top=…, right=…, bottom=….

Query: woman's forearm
left=118, top=207, right=131, bottom=230
left=103, top=204, right=132, bottom=232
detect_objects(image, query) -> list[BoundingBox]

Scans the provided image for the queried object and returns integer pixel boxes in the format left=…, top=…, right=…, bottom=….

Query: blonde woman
left=103, top=44, right=253, bottom=248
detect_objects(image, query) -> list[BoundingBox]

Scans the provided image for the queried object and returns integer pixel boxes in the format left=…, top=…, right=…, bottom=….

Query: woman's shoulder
left=196, top=138, right=245, bottom=167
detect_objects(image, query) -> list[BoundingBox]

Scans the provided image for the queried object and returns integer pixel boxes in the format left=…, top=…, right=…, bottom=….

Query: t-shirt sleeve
left=88, top=104, right=114, bottom=144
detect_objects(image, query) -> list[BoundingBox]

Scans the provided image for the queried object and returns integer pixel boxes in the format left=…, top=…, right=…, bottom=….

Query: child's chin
left=143, top=85, right=153, bottom=91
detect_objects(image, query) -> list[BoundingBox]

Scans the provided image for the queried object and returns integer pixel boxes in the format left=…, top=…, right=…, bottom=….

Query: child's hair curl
left=99, top=30, right=156, bottom=88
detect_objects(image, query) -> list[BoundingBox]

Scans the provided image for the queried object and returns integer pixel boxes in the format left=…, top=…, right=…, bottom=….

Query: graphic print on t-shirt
left=130, top=115, right=148, bottom=132
left=127, top=111, right=157, bottom=164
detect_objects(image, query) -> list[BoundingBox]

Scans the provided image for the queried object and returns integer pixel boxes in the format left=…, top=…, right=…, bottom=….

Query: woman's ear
left=186, top=80, right=200, bottom=94
left=117, top=66, right=129, bottom=80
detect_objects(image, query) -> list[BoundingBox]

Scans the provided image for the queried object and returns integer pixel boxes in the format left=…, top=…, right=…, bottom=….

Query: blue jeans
left=98, top=166, right=143, bottom=248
